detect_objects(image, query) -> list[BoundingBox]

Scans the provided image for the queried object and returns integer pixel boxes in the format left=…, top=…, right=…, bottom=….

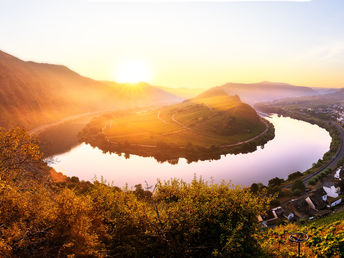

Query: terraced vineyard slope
left=80, top=88, right=275, bottom=163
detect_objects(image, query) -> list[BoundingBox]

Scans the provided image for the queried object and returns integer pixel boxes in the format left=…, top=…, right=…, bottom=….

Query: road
left=220, top=118, right=269, bottom=148
left=29, top=110, right=108, bottom=135
left=157, top=111, right=168, bottom=124
left=104, top=110, right=271, bottom=150
left=171, top=113, right=192, bottom=130
left=170, top=111, right=270, bottom=148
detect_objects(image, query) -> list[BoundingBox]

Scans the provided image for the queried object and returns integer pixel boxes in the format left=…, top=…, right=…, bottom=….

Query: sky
left=0, top=0, right=344, bottom=88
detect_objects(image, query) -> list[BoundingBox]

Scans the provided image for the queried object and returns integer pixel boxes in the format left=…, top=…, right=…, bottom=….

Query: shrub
left=268, top=177, right=284, bottom=187
left=287, top=171, right=303, bottom=181
left=292, top=179, right=305, bottom=194
left=309, top=179, right=317, bottom=185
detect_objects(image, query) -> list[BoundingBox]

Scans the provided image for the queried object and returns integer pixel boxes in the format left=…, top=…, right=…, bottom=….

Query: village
left=300, top=103, right=344, bottom=126
left=259, top=166, right=344, bottom=227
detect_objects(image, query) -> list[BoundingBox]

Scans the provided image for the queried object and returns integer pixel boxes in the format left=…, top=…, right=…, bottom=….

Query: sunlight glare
left=115, top=60, right=152, bottom=83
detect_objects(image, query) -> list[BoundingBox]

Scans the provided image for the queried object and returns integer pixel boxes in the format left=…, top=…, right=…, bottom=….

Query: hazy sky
left=1, top=0, right=343, bottom=88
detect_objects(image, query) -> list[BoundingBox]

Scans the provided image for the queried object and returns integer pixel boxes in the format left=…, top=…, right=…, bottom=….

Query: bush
left=292, top=188, right=302, bottom=196
left=280, top=188, right=292, bottom=197
left=292, top=179, right=305, bottom=194
left=268, top=177, right=284, bottom=187
left=287, top=171, right=303, bottom=181
left=309, top=179, right=317, bottom=185
left=251, top=183, right=259, bottom=193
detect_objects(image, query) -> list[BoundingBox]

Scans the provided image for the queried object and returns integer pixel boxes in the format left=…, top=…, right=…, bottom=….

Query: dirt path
left=29, top=110, right=107, bottom=135
left=170, top=111, right=269, bottom=148
left=220, top=119, right=269, bottom=148
left=157, top=111, right=168, bottom=124
left=171, top=113, right=192, bottom=130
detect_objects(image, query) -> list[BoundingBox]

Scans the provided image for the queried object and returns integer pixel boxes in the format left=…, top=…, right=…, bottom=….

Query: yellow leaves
left=0, top=127, right=43, bottom=182
left=260, top=216, right=344, bottom=257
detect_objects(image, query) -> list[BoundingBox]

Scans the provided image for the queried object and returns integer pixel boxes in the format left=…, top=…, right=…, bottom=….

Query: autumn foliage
left=0, top=127, right=274, bottom=256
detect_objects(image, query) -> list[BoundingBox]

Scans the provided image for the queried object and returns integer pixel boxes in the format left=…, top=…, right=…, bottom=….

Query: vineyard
left=260, top=210, right=344, bottom=257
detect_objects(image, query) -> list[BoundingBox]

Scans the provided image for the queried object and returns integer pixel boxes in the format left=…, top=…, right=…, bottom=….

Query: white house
left=323, top=182, right=340, bottom=198
left=334, top=167, right=341, bottom=180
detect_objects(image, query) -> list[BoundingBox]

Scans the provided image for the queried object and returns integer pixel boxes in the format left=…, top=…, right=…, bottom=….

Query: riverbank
left=257, top=106, right=344, bottom=186
left=252, top=106, right=344, bottom=208
left=52, top=115, right=329, bottom=187
left=78, top=116, right=275, bottom=164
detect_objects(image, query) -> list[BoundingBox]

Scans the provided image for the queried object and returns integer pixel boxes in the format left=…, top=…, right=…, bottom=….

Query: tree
left=268, top=177, right=284, bottom=187
left=0, top=127, right=43, bottom=180
left=148, top=178, right=272, bottom=257
left=292, top=179, right=305, bottom=195
left=250, top=183, right=259, bottom=193
left=287, top=171, right=303, bottom=181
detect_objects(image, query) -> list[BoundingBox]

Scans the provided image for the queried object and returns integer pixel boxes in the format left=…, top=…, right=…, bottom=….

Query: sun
left=115, top=60, right=152, bottom=84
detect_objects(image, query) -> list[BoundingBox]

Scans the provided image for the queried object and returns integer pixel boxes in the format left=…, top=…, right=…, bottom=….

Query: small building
left=258, top=207, right=284, bottom=227
left=323, top=182, right=340, bottom=198
left=258, top=210, right=278, bottom=227
left=282, top=206, right=295, bottom=221
left=305, top=193, right=327, bottom=211
left=312, top=188, right=327, bottom=202
left=272, top=206, right=284, bottom=218
left=340, top=168, right=344, bottom=180
left=283, top=198, right=314, bottom=220
left=334, top=168, right=341, bottom=180
left=327, top=196, right=342, bottom=208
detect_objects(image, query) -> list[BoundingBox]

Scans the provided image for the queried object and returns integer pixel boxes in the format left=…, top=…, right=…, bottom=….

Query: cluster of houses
left=259, top=168, right=344, bottom=227
left=302, top=104, right=344, bottom=125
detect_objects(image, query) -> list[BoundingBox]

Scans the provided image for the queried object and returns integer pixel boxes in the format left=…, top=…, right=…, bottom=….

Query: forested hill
left=0, top=50, right=180, bottom=129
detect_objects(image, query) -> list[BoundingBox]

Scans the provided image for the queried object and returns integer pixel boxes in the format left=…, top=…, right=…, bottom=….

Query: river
left=51, top=114, right=331, bottom=187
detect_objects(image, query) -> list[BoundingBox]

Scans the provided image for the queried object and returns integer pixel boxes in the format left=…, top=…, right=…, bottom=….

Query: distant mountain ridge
left=218, top=81, right=319, bottom=105
left=0, top=50, right=180, bottom=129
left=158, top=86, right=204, bottom=99
left=195, top=87, right=234, bottom=99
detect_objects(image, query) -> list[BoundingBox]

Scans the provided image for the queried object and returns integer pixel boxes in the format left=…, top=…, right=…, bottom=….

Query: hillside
left=260, top=210, right=344, bottom=257
left=0, top=50, right=180, bottom=129
left=0, top=126, right=272, bottom=257
left=79, top=88, right=274, bottom=162
left=218, top=81, right=319, bottom=104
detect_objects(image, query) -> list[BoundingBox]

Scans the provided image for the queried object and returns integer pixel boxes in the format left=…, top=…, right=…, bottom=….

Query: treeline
left=0, top=127, right=273, bottom=257
left=251, top=171, right=307, bottom=207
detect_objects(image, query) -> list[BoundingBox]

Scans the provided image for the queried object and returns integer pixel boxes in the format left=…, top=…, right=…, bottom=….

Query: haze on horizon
left=1, top=0, right=344, bottom=88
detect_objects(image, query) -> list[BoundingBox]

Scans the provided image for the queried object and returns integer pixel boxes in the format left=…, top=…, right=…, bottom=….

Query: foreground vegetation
left=0, top=127, right=274, bottom=257
left=3, top=127, right=344, bottom=256
left=260, top=209, right=344, bottom=257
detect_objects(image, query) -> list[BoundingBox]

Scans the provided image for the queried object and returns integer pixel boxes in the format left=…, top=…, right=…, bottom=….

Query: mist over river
left=51, top=115, right=331, bottom=187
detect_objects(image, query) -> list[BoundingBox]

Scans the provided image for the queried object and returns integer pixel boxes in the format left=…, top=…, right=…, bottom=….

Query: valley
left=2, top=1, right=344, bottom=256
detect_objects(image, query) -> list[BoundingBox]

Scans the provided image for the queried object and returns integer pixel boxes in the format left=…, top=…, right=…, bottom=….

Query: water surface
left=51, top=115, right=331, bottom=187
